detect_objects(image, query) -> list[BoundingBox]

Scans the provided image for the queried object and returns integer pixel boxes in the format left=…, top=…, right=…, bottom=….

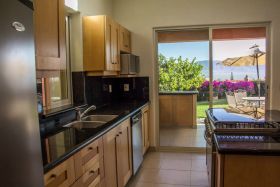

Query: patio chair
left=226, top=91, right=254, bottom=114
left=234, top=89, right=247, bottom=106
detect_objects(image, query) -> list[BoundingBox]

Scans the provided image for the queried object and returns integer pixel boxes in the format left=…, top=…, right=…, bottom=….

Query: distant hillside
left=197, top=60, right=265, bottom=81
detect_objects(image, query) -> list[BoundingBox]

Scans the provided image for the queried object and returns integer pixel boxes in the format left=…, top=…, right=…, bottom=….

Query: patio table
left=242, top=97, right=265, bottom=118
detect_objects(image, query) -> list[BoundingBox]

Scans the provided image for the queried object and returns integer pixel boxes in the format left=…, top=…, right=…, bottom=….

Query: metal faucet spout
left=76, top=105, right=96, bottom=121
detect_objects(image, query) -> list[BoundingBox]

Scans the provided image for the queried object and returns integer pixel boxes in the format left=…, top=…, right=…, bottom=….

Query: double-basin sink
left=64, top=115, right=118, bottom=129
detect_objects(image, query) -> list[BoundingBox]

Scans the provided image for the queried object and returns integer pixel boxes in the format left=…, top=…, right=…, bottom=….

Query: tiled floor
left=160, top=124, right=206, bottom=148
left=127, top=152, right=209, bottom=187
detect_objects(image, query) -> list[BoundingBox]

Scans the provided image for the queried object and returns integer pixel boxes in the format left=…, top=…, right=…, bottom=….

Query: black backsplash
left=72, top=72, right=149, bottom=107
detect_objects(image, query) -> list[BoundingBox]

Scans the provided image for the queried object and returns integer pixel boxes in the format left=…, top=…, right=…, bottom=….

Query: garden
left=158, top=54, right=265, bottom=119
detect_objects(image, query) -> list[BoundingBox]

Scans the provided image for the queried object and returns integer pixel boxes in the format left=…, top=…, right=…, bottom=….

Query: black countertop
left=159, top=91, right=198, bottom=95
left=214, top=133, right=280, bottom=155
left=41, top=100, right=149, bottom=173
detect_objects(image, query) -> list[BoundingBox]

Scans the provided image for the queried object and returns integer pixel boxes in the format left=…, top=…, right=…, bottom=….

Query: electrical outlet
left=109, top=84, right=112, bottom=93
left=124, top=84, right=129, bottom=92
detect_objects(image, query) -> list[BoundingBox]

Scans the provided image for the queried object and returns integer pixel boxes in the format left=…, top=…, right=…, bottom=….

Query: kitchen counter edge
left=43, top=101, right=150, bottom=173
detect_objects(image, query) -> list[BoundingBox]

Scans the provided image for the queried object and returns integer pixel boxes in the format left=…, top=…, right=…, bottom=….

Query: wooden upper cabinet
left=33, top=0, right=66, bottom=71
left=119, top=25, right=131, bottom=53
left=83, top=15, right=120, bottom=76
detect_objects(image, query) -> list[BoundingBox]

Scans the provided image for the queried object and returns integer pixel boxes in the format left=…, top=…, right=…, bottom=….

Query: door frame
left=153, top=22, right=271, bottom=149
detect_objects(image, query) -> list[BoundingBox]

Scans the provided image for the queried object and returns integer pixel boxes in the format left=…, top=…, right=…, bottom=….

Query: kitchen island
left=213, top=133, right=280, bottom=187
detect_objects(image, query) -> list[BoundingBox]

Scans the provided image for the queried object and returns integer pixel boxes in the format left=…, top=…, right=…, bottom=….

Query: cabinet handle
left=50, top=174, right=56, bottom=179
left=116, top=134, right=119, bottom=137
left=88, top=147, right=93, bottom=151
left=119, top=131, right=122, bottom=134
left=89, top=170, right=95, bottom=174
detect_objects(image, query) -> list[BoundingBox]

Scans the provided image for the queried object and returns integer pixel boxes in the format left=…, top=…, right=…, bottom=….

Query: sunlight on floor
left=127, top=151, right=209, bottom=187
left=159, top=124, right=206, bottom=148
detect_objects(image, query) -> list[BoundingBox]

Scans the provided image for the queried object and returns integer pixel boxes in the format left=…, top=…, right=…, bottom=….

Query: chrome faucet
left=76, top=105, right=96, bottom=121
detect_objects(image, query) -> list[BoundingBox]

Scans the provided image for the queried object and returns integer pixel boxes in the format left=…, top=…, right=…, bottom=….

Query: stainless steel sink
left=82, top=115, right=118, bottom=122
left=63, top=121, right=106, bottom=129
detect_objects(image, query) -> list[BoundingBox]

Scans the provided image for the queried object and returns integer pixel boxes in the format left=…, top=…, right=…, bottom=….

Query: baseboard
left=157, top=146, right=206, bottom=153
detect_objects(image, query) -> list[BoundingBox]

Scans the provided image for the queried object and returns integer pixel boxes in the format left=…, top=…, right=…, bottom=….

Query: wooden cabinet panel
left=34, top=0, right=66, bottom=71
left=71, top=161, right=101, bottom=187
left=103, top=126, right=119, bottom=187
left=119, top=25, right=131, bottom=53
left=159, top=95, right=197, bottom=127
left=105, top=17, right=120, bottom=71
left=74, top=137, right=103, bottom=179
left=44, top=157, right=75, bottom=187
left=142, top=105, right=150, bottom=155
left=159, top=95, right=173, bottom=126
left=103, top=119, right=132, bottom=187
left=83, top=15, right=120, bottom=75
left=216, top=154, right=280, bottom=187
left=118, top=119, right=132, bottom=186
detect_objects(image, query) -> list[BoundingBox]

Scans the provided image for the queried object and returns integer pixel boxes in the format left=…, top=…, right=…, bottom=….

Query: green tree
left=158, top=54, right=204, bottom=91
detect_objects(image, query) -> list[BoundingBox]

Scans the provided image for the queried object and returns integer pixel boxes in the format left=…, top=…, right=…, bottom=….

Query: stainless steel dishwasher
left=131, top=111, right=143, bottom=174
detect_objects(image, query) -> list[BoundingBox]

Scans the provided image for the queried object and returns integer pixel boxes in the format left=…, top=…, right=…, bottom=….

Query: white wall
left=70, top=0, right=113, bottom=71
left=112, top=0, right=280, bottom=147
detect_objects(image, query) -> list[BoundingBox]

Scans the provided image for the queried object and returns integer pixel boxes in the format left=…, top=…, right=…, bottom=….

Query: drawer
left=71, top=161, right=101, bottom=187
left=74, top=137, right=103, bottom=179
left=44, top=157, right=75, bottom=187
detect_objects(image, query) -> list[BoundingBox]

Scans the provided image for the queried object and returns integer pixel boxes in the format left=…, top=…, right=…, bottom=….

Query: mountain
left=197, top=60, right=265, bottom=81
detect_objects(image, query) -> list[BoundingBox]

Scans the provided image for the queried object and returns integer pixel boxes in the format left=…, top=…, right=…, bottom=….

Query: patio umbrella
left=220, top=44, right=265, bottom=97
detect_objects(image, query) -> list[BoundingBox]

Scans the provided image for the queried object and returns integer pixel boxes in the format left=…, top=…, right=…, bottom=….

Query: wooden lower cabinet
left=72, top=137, right=104, bottom=187
left=103, top=118, right=132, bottom=187
left=142, top=105, right=150, bottom=155
left=215, top=153, right=280, bottom=187
left=44, top=157, right=75, bottom=187
left=44, top=119, right=132, bottom=187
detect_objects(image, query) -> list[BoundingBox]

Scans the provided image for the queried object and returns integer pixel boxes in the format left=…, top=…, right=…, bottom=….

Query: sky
left=158, top=39, right=266, bottom=61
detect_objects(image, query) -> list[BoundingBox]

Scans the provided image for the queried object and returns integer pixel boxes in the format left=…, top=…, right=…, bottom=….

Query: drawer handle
left=89, top=170, right=95, bottom=174
left=49, top=174, right=56, bottom=180
left=119, top=131, right=122, bottom=134
left=88, top=147, right=93, bottom=151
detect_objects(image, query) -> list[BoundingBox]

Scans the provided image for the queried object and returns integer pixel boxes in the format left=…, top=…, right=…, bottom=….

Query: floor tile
left=142, top=158, right=162, bottom=169
left=191, top=159, right=207, bottom=171
left=190, top=171, right=209, bottom=186
left=137, top=168, right=160, bottom=183
left=157, top=170, right=191, bottom=185
left=161, top=152, right=192, bottom=160
left=191, top=153, right=206, bottom=161
left=160, top=127, right=206, bottom=148
left=160, top=159, right=191, bottom=170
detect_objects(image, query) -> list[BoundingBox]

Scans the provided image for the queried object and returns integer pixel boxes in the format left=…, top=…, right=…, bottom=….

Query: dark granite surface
left=159, top=91, right=198, bottom=95
left=207, top=108, right=261, bottom=123
left=214, top=133, right=280, bottom=155
left=42, top=100, right=149, bottom=173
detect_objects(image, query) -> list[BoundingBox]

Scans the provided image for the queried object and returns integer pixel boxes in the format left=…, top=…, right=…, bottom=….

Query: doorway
left=156, top=24, right=270, bottom=149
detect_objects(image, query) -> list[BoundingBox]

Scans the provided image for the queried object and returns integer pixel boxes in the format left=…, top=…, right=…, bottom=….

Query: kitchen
left=1, top=0, right=280, bottom=187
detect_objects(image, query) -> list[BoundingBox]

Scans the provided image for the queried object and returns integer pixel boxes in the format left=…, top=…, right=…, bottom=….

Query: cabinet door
left=119, top=26, right=131, bottom=53
left=117, top=119, right=132, bottom=186
left=44, top=157, right=75, bottom=187
left=112, top=21, right=120, bottom=71
left=34, top=0, right=66, bottom=71
left=142, top=106, right=150, bottom=155
left=105, top=17, right=118, bottom=72
left=103, top=126, right=119, bottom=187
